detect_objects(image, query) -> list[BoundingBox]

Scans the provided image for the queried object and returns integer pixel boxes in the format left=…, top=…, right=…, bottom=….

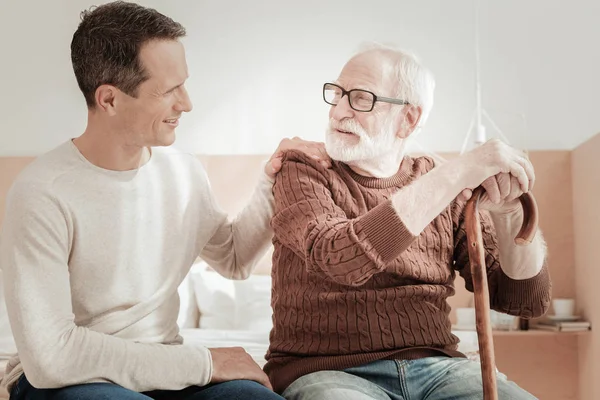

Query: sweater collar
left=337, top=156, right=416, bottom=189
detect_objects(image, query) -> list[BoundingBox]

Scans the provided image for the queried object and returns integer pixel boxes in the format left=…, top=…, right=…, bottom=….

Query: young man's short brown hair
left=71, top=1, right=186, bottom=108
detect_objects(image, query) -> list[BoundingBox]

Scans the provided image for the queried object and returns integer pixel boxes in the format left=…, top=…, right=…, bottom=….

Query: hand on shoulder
left=264, top=137, right=332, bottom=179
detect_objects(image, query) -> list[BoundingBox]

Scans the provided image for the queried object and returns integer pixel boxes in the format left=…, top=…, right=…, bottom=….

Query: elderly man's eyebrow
left=335, top=81, right=373, bottom=91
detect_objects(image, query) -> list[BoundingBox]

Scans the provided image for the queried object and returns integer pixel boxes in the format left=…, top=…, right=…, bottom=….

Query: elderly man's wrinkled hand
left=265, top=137, right=331, bottom=179
left=458, top=139, right=535, bottom=215
left=459, top=174, right=526, bottom=215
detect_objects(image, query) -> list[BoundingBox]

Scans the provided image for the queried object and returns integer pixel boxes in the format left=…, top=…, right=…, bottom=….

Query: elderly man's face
left=325, top=55, right=401, bottom=163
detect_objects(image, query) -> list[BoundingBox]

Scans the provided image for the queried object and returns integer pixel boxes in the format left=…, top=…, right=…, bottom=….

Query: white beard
left=325, top=117, right=405, bottom=177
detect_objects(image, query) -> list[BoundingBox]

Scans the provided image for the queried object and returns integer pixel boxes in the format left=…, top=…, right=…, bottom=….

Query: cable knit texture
left=264, top=150, right=551, bottom=394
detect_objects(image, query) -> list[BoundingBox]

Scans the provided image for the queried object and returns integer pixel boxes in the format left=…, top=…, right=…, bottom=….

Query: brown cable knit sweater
left=264, top=151, right=551, bottom=394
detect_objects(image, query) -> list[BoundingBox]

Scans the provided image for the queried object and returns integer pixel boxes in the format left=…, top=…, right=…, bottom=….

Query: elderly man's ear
left=396, top=105, right=422, bottom=139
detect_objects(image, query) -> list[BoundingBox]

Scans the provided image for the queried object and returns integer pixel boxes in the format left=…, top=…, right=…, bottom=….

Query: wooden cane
left=464, top=188, right=539, bottom=400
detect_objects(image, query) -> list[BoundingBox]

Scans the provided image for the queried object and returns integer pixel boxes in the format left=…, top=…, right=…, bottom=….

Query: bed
left=0, top=260, right=481, bottom=400
left=180, top=328, right=271, bottom=367
left=179, top=328, right=481, bottom=369
left=179, top=261, right=482, bottom=366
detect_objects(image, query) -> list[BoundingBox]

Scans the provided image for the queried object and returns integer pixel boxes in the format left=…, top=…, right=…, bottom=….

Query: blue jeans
left=10, top=374, right=284, bottom=400
left=283, top=357, right=537, bottom=400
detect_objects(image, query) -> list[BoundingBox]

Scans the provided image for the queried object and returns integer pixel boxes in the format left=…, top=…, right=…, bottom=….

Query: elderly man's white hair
left=352, top=43, right=436, bottom=132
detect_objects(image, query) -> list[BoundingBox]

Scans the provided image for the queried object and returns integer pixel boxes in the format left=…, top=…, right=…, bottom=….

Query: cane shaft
left=464, top=188, right=538, bottom=400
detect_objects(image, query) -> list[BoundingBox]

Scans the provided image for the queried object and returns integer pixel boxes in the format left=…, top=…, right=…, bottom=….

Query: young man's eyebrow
left=164, top=83, right=184, bottom=93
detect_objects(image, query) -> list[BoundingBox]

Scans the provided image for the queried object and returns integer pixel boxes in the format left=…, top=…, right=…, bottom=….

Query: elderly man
left=0, top=2, right=329, bottom=400
left=264, top=46, right=550, bottom=400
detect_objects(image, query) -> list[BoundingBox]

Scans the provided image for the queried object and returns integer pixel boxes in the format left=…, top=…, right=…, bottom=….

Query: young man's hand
left=265, top=137, right=331, bottom=179
left=209, top=347, right=273, bottom=390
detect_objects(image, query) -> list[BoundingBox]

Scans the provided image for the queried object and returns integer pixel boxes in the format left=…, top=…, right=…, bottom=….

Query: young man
left=0, top=2, right=328, bottom=399
left=265, top=46, right=549, bottom=399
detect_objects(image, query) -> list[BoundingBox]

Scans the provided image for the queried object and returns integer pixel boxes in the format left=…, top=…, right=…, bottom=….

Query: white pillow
left=190, top=262, right=273, bottom=331
left=234, top=274, right=272, bottom=332
left=176, top=271, right=200, bottom=329
left=189, top=263, right=236, bottom=329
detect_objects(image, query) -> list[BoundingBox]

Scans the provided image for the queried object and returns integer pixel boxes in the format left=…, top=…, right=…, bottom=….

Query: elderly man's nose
left=331, top=95, right=354, bottom=120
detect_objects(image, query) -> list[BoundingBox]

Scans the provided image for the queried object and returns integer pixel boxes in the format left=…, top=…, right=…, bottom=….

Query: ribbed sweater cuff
left=357, top=201, right=417, bottom=263
left=203, top=346, right=214, bottom=386
left=497, top=262, right=551, bottom=318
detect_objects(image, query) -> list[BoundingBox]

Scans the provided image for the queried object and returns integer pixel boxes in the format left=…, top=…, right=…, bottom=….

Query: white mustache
left=329, top=118, right=367, bottom=137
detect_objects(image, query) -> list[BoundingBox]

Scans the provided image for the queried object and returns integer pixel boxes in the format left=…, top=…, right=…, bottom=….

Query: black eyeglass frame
left=323, top=82, right=410, bottom=112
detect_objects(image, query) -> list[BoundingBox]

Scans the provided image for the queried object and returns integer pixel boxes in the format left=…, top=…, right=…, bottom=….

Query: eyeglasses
left=323, top=82, right=409, bottom=112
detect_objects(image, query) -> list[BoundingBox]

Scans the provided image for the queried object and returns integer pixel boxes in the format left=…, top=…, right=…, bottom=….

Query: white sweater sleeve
left=200, top=171, right=275, bottom=280
left=0, top=183, right=212, bottom=391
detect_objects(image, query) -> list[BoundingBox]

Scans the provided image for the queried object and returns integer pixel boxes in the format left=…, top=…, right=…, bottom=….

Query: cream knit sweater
left=0, top=141, right=274, bottom=393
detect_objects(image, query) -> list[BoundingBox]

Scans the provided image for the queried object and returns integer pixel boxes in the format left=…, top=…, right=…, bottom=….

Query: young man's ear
left=395, top=105, right=422, bottom=139
left=94, top=85, right=119, bottom=115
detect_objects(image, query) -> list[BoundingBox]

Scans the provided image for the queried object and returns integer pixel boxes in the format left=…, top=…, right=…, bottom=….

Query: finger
left=260, top=375, right=274, bottom=391
left=264, top=161, right=274, bottom=179
left=308, top=154, right=328, bottom=169
left=288, top=141, right=319, bottom=158
left=264, top=158, right=280, bottom=179
left=248, top=364, right=273, bottom=390
left=270, top=157, right=283, bottom=175
left=517, top=156, right=535, bottom=191
left=315, top=142, right=326, bottom=155
left=506, top=176, right=523, bottom=202
left=308, top=147, right=331, bottom=166
left=509, top=162, right=529, bottom=193
left=317, top=146, right=331, bottom=167
left=481, top=176, right=501, bottom=204
left=279, top=138, right=291, bottom=151
left=496, top=173, right=511, bottom=200
left=460, top=188, right=472, bottom=202
left=478, top=191, right=493, bottom=209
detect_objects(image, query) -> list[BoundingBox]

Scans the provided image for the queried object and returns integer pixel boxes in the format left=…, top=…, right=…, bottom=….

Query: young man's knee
left=200, top=380, right=283, bottom=400
left=23, top=382, right=147, bottom=400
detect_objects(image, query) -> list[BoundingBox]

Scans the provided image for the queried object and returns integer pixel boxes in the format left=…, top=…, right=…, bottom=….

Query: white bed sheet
left=179, top=328, right=481, bottom=368
left=180, top=328, right=271, bottom=367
